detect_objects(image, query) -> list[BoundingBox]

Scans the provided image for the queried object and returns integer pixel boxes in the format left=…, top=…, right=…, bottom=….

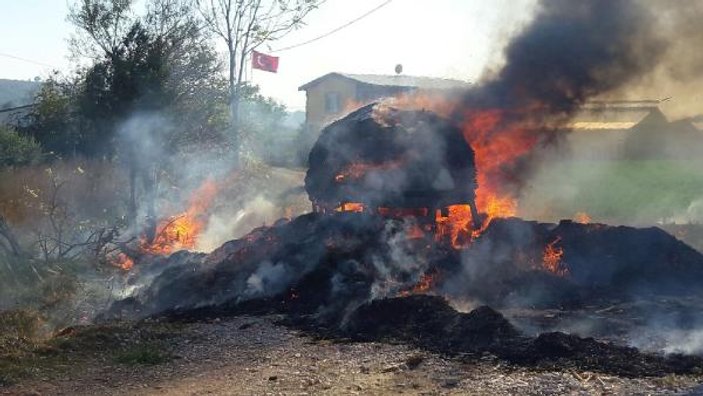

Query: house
left=297, top=72, right=701, bottom=161
left=565, top=101, right=703, bottom=160
left=298, top=72, right=470, bottom=133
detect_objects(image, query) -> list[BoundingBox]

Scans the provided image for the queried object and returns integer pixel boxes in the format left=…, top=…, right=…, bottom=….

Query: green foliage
left=0, top=125, right=42, bottom=167
left=26, top=0, right=230, bottom=158
left=23, top=74, right=80, bottom=156
left=113, top=344, right=170, bottom=365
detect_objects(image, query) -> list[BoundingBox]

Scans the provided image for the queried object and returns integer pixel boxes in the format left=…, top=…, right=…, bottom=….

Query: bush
left=0, top=309, right=44, bottom=342
left=0, top=125, right=42, bottom=167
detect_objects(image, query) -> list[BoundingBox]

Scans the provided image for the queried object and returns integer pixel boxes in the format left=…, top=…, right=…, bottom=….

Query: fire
left=435, top=205, right=474, bottom=248
left=335, top=202, right=365, bottom=213
left=399, top=271, right=439, bottom=296
left=542, top=236, right=569, bottom=276
left=462, top=109, right=530, bottom=225
left=112, top=178, right=219, bottom=269
left=574, top=212, right=592, bottom=224
left=141, top=179, right=218, bottom=255
left=379, top=95, right=534, bottom=235
left=330, top=95, right=539, bottom=246
left=114, top=253, right=134, bottom=271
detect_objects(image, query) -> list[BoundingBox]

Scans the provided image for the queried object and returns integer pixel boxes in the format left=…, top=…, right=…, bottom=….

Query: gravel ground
left=2, top=315, right=703, bottom=396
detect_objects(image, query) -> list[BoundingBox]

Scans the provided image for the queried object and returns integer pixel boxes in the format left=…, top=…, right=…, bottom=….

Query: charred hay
left=305, top=103, right=478, bottom=212
left=104, top=213, right=703, bottom=377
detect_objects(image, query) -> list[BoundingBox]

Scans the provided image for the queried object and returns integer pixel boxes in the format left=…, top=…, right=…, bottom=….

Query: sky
left=0, top=0, right=537, bottom=110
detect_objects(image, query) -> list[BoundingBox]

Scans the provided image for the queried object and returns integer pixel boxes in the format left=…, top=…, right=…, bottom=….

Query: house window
left=325, top=92, right=341, bottom=114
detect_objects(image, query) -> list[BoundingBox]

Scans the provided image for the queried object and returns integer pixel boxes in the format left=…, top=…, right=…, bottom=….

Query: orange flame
left=399, top=271, right=439, bottom=297
left=542, top=236, right=569, bottom=276
left=113, top=253, right=134, bottom=271
left=462, top=109, right=530, bottom=224
left=574, top=212, right=592, bottom=224
left=335, top=202, right=365, bottom=213
left=378, top=95, right=533, bottom=233
left=111, top=178, right=219, bottom=269
left=435, top=205, right=474, bottom=248
left=141, top=179, right=218, bottom=255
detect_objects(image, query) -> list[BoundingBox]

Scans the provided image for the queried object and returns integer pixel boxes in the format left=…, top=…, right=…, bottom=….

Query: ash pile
left=106, top=104, right=703, bottom=377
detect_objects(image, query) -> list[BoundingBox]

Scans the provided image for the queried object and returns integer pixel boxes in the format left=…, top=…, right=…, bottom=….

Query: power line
left=0, top=52, right=55, bottom=68
left=271, top=0, right=393, bottom=53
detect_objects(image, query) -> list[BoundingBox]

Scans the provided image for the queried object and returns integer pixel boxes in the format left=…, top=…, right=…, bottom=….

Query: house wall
left=303, top=77, right=414, bottom=134
left=304, top=77, right=359, bottom=133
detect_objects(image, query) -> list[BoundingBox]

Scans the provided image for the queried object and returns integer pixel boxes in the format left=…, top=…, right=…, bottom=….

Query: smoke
left=244, top=260, right=296, bottom=298
left=454, top=0, right=703, bottom=200
left=605, top=0, right=703, bottom=119
left=471, top=0, right=664, bottom=112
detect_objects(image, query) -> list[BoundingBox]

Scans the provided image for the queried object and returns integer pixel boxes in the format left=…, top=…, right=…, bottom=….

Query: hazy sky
left=0, top=0, right=537, bottom=110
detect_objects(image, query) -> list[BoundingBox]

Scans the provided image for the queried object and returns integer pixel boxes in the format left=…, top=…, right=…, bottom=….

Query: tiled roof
left=299, top=72, right=470, bottom=91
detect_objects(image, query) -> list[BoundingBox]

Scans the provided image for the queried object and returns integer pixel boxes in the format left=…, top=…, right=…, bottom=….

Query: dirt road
left=3, top=315, right=702, bottom=395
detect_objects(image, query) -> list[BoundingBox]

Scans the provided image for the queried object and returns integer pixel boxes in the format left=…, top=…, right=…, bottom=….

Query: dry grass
left=0, top=159, right=129, bottom=228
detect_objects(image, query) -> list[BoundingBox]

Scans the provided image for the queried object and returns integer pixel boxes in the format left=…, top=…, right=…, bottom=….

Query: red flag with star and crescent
left=252, top=50, right=279, bottom=73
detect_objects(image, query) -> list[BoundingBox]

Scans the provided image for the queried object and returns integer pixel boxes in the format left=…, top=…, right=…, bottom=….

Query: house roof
left=298, top=72, right=470, bottom=91
left=567, top=101, right=664, bottom=131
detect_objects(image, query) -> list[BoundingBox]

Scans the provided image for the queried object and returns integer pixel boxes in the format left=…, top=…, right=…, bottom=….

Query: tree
left=67, top=0, right=229, bottom=231
left=0, top=126, right=42, bottom=167
left=237, top=83, right=287, bottom=159
left=195, top=0, right=321, bottom=165
left=68, top=0, right=136, bottom=60
left=68, top=0, right=229, bottom=153
left=24, top=74, right=81, bottom=157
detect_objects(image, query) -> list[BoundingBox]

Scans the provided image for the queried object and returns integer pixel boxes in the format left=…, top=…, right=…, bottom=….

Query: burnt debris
left=106, top=212, right=703, bottom=376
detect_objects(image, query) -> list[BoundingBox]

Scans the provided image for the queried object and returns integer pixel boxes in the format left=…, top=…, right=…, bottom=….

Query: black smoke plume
left=457, top=0, right=669, bottom=195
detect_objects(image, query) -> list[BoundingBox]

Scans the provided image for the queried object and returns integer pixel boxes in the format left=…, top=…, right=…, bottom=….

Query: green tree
left=24, top=74, right=80, bottom=157
left=65, top=0, right=230, bottom=231
left=68, top=0, right=229, bottom=154
left=238, top=83, right=287, bottom=159
left=0, top=126, right=42, bottom=167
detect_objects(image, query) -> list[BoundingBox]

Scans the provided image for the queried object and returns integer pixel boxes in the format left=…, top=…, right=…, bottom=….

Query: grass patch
left=0, top=319, right=183, bottom=385
left=523, top=159, right=703, bottom=223
left=113, top=344, right=171, bottom=365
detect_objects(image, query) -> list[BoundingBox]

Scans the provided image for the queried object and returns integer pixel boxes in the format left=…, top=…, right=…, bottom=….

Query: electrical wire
left=0, top=52, right=55, bottom=68
left=271, top=0, right=393, bottom=53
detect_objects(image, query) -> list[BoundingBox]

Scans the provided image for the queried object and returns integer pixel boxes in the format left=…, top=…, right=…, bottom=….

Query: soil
left=2, top=315, right=703, bottom=396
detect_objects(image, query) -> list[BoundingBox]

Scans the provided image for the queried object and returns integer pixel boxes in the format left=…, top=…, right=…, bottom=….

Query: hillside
left=0, top=79, right=42, bottom=109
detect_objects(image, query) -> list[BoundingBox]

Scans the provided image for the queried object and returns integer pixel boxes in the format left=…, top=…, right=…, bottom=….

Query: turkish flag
left=252, top=50, right=279, bottom=73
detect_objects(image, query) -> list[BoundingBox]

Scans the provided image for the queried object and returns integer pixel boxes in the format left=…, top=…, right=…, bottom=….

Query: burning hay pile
left=106, top=102, right=703, bottom=377
left=102, top=0, right=703, bottom=379
left=305, top=103, right=480, bottom=229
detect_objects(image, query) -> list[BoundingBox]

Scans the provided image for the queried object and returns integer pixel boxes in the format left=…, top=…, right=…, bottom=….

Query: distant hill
left=0, top=79, right=42, bottom=109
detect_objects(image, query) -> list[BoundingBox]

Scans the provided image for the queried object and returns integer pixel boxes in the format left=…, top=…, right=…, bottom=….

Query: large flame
left=542, top=236, right=569, bottom=276
left=387, top=94, right=531, bottom=217
left=334, top=94, right=542, bottom=248
left=112, top=178, right=218, bottom=269
left=140, top=179, right=218, bottom=256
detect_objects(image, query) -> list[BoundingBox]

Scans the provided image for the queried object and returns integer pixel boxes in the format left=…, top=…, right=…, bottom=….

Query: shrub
left=0, top=309, right=44, bottom=342
left=0, top=125, right=42, bottom=167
